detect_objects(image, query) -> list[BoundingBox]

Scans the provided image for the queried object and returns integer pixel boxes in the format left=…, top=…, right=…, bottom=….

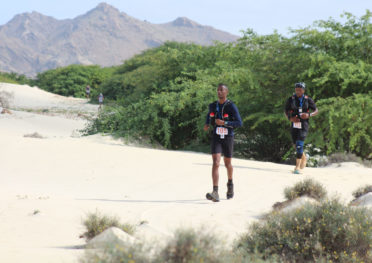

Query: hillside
left=0, top=3, right=238, bottom=76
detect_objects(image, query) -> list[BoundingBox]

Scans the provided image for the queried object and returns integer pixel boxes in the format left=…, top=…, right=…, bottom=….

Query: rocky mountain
left=0, top=3, right=238, bottom=76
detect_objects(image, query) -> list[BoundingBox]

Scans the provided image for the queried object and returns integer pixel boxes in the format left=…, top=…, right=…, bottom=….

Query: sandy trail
left=0, top=83, right=371, bottom=263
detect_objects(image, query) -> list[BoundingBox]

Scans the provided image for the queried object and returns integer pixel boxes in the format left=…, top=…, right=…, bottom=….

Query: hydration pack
left=209, top=100, right=232, bottom=126
left=289, top=94, right=309, bottom=117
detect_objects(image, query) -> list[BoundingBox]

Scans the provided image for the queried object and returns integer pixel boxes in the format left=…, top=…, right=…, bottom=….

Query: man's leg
left=206, top=136, right=221, bottom=202
left=206, top=153, right=221, bottom=202
left=223, top=136, right=234, bottom=199
left=224, top=157, right=234, bottom=199
left=294, top=140, right=304, bottom=173
left=300, top=153, right=307, bottom=169
left=223, top=157, right=233, bottom=180
left=212, top=154, right=221, bottom=187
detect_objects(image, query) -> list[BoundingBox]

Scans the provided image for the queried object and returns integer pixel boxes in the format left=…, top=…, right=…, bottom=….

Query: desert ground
left=0, top=83, right=371, bottom=263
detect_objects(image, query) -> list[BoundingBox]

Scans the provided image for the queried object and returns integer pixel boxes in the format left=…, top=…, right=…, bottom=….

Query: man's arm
left=224, top=103, right=242, bottom=128
left=284, top=98, right=291, bottom=120
left=301, top=98, right=318, bottom=119
left=285, top=97, right=301, bottom=122
left=309, top=99, right=318, bottom=117
left=204, top=104, right=211, bottom=131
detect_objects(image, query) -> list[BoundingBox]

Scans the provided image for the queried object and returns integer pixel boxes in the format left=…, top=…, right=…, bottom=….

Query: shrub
left=35, top=65, right=115, bottom=98
left=308, top=94, right=372, bottom=160
left=154, top=228, right=232, bottom=263
left=0, top=91, right=13, bottom=108
left=237, top=198, right=372, bottom=262
left=284, top=179, right=327, bottom=201
left=318, top=152, right=372, bottom=168
left=353, top=185, right=372, bottom=199
left=80, top=241, right=150, bottom=263
left=0, top=71, right=31, bottom=85
left=24, top=132, right=44, bottom=139
left=81, top=211, right=135, bottom=241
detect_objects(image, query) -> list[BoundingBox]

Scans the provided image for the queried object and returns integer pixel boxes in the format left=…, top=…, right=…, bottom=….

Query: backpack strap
left=304, top=95, right=309, bottom=112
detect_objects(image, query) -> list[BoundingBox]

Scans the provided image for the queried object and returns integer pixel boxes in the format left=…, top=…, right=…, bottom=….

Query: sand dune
left=0, top=83, right=371, bottom=263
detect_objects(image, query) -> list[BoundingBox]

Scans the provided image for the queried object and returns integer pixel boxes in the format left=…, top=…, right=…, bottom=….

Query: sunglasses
left=295, top=83, right=305, bottom=89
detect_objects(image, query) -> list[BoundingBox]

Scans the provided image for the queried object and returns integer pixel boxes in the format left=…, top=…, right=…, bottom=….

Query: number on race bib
left=216, top=127, right=228, bottom=139
left=293, top=122, right=302, bottom=129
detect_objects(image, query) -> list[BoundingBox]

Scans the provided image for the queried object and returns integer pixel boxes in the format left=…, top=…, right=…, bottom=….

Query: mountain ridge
left=0, top=2, right=238, bottom=76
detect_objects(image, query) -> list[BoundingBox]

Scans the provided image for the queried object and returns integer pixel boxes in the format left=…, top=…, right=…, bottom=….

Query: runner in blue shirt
left=203, top=83, right=242, bottom=202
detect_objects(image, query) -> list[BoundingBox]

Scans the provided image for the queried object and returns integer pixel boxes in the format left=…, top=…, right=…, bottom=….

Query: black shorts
left=291, top=127, right=308, bottom=144
left=211, top=134, right=234, bottom=158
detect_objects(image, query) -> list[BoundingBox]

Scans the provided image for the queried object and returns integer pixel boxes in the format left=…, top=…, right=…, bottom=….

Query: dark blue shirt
left=205, top=100, right=242, bottom=136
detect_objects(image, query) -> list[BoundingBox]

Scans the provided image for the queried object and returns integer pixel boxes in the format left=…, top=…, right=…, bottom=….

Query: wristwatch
left=224, top=121, right=228, bottom=126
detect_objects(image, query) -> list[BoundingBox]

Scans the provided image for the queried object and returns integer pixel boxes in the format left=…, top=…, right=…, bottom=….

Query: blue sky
left=1, top=0, right=371, bottom=36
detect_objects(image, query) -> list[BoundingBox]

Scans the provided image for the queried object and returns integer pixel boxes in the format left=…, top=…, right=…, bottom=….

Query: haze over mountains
left=0, top=2, right=238, bottom=76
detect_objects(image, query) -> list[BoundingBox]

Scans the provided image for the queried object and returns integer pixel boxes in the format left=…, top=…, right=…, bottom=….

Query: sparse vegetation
left=81, top=211, right=136, bottom=241
left=80, top=192, right=372, bottom=263
left=23, top=132, right=45, bottom=139
left=0, top=91, right=13, bottom=109
left=81, top=241, right=150, bottom=263
left=318, top=152, right=372, bottom=168
left=237, top=198, right=372, bottom=262
left=353, top=185, right=372, bottom=199
left=33, top=209, right=40, bottom=215
left=154, top=228, right=232, bottom=263
left=80, top=226, right=274, bottom=263
left=284, top=179, right=327, bottom=201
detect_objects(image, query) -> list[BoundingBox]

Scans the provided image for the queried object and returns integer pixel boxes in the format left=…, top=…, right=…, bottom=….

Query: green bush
left=308, top=94, right=372, bottom=160
left=85, top=11, right=372, bottom=162
left=318, top=152, right=372, bottom=168
left=154, top=228, right=232, bottom=263
left=35, top=65, right=115, bottom=98
left=79, top=226, right=278, bottom=263
left=80, top=242, right=150, bottom=263
left=0, top=71, right=31, bottom=85
left=237, top=199, right=372, bottom=262
left=81, top=211, right=135, bottom=241
left=284, top=179, right=327, bottom=201
left=353, top=185, right=372, bottom=199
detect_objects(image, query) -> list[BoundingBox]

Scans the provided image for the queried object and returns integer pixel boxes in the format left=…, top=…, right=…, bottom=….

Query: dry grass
left=24, top=132, right=45, bottom=139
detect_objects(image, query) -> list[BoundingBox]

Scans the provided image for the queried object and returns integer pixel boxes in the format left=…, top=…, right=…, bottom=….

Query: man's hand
left=203, top=124, right=209, bottom=131
left=215, top=119, right=225, bottom=126
left=300, top=113, right=310, bottom=120
left=290, top=116, right=300, bottom=123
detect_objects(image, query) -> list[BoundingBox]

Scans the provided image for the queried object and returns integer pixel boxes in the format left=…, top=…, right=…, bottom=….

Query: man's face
left=217, top=85, right=228, bottom=99
left=295, top=87, right=305, bottom=97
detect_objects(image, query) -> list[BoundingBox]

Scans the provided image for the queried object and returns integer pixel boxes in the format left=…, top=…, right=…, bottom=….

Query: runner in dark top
left=284, top=82, right=318, bottom=174
left=85, top=85, right=91, bottom=99
left=204, top=83, right=242, bottom=202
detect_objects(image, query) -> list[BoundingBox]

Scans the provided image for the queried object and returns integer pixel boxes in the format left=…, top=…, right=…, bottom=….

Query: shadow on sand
left=193, top=162, right=284, bottom=173
left=76, top=198, right=211, bottom=205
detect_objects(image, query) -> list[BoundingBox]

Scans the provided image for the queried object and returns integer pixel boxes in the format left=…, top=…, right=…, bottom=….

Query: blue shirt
left=205, top=100, right=242, bottom=136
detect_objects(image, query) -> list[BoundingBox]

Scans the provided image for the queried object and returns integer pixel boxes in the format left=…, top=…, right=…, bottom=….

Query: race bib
left=216, top=127, right=228, bottom=139
left=293, top=122, right=302, bottom=129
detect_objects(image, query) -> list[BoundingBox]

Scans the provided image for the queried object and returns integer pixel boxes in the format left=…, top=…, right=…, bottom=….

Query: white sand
left=0, top=83, right=97, bottom=112
left=0, top=83, right=371, bottom=263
